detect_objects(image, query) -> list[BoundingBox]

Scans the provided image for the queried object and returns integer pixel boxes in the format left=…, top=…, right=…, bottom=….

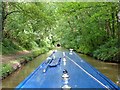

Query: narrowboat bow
left=16, top=50, right=120, bottom=89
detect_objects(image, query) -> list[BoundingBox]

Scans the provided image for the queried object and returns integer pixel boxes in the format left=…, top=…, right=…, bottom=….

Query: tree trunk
left=2, top=2, right=6, bottom=31
left=105, top=19, right=111, bottom=38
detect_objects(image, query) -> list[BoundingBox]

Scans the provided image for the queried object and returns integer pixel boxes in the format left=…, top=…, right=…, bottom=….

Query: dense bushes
left=1, top=3, right=56, bottom=79
left=64, top=38, right=119, bottom=62
left=2, top=2, right=119, bottom=66
left=1, top=38, right=53, bottom=55
left=55, top=3, right=119, bottom=62
left=93, top=39, right=119, bottom=62
left=21, top=47, right=50, bottom=61
left=2, top=38, right=24, bottom=54
left=1, top=64, right=13, bottom=79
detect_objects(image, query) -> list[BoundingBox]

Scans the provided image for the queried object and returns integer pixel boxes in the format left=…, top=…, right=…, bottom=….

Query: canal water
left=2, top=49, right=120, bottom=88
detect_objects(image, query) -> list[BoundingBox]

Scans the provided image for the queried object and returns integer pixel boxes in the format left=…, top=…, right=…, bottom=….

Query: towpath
left=1, top=50, right=31, bottom=64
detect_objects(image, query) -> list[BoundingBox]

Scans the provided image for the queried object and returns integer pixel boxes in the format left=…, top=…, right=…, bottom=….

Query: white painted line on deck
left=66, top=55, right=110, bottom=90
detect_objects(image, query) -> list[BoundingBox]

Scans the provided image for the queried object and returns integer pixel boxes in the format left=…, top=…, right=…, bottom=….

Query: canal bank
left=1, top=47, right=52, bottom=80
left=2, top=50, right=53, bottom=88
left=2, top=48, right=120, bottom=88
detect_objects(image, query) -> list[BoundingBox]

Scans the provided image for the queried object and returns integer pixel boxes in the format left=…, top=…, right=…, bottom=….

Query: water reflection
left=79, top=54, right=120, bottom=86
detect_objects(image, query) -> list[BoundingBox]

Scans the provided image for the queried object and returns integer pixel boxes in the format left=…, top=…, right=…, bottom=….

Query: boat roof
left=16, top=50, right=120, bottom=89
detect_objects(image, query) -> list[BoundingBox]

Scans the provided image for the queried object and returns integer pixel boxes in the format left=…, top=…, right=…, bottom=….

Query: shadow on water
left=2, top=48, right=120, bottom=88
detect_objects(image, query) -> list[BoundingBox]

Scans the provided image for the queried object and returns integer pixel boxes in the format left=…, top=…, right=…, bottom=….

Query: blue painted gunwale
left=16, top=50, right=120, bottom=89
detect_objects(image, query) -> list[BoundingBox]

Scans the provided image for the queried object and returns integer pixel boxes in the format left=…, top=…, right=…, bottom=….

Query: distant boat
left=16, top=50, right=120, bottom=89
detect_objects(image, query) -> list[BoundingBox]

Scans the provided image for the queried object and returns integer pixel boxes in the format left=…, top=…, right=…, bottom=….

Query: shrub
left=93, top=39, right=118, bottom=62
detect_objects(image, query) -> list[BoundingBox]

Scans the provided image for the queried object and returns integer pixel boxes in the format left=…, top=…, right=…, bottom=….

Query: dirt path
left=1, top=50, right=31, bottom=64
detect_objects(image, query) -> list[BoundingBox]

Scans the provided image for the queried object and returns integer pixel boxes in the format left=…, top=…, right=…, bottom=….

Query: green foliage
left=2, top=2, right=56, bottom=54
left=21, top=47, right=49, bottom=61
left=55, top=2, right=119, bottom=62
left=1, top=47, right=51, bottom=78
left=2, top=38, right=24, bottom=54
left=31, top=48, right=48, bottom=58
left=2, top=2, right=119, bottom=62
left=1, top=64, right=13, bottom=77
left=93, top=39, right=119, bottom=61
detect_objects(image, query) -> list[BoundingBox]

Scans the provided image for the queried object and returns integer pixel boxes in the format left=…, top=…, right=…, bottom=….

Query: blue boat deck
left=16, top=50, right=120, bottom=89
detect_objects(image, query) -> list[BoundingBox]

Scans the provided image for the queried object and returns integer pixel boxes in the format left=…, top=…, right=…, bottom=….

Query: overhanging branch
left=3, top=10, right=21, bottom=21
